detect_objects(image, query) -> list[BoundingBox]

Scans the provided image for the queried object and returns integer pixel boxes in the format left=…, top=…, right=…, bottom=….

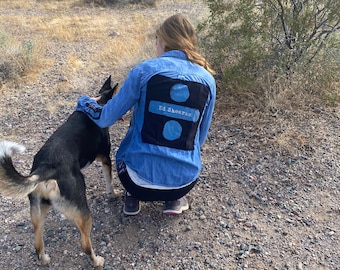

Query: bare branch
left=276, top=0, right=293, bottom=49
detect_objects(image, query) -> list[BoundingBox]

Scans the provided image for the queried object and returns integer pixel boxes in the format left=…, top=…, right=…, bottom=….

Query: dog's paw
left=41, top=254, right=51, bottom=265
left=110, top=189, right=122, bottom=198
left=93, top=255, right=105, bottom=267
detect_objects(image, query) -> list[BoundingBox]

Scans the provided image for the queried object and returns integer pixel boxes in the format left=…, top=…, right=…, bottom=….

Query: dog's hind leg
left=29, top=194, right=52, bottom=265
left=60, top=172, right=104, bottom=267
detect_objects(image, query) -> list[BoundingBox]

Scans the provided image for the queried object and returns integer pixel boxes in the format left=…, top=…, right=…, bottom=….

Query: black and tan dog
left=0, top=76, right=119, bottom=267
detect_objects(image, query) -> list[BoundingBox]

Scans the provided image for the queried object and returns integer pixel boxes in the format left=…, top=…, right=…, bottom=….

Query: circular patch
left=162, top=120, right=182, bottom=141
left=170, top=84, right=189, bottom=102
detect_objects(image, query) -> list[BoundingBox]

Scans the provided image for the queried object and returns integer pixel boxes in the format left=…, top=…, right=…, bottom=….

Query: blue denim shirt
left=75, top=50, right=216, bottom=188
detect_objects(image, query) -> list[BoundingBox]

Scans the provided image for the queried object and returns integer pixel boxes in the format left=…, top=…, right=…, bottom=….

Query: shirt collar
left=160, top=50, right=188, bottom=60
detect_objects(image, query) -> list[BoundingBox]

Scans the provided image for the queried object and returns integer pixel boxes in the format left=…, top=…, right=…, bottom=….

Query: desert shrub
left=199, top=0, right=340, bottom=110
left=0, top=29, right=35, bottom=82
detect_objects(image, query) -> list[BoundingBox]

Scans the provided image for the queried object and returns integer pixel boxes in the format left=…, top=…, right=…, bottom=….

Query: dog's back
left=32, top=111, right=109, bottom=176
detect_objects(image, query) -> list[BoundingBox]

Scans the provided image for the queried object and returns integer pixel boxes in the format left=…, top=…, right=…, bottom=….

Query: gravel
left=0, top=1, right=339, bottom=269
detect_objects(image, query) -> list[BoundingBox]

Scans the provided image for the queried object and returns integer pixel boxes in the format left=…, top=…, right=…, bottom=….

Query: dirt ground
left=0, top=1, right=339, bottom=270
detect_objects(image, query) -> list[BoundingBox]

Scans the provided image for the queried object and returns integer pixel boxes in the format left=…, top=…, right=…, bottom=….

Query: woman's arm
left=75, top=67, right=142, bottom=128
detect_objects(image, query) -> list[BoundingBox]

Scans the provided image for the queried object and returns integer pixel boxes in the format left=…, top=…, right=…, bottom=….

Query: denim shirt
left=75, top=50, right=216, bottom=188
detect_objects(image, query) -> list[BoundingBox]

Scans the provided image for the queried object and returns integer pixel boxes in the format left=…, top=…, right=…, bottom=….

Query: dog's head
left=97, top=76, right=119, bottom=106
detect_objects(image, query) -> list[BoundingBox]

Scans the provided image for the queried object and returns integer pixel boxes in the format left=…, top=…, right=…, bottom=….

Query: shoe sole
left=123, top=205, right=141, bottom=216
left=162, top=204, right=189, bottom=215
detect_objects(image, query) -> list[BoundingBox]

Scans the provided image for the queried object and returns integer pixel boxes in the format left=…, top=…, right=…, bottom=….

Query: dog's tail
left=0, top=140, right=39, bottom=198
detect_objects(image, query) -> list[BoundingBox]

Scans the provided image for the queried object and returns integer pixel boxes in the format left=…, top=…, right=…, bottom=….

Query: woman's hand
left=92, top=96, right=101, bottom=102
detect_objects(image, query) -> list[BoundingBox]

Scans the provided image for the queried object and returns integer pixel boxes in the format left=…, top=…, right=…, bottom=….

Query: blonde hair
left=156, top=14, right=215, bottom=76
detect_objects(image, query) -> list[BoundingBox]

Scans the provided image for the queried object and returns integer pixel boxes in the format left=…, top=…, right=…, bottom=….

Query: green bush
left=0, top=29, right=35, bottom=82
left=199, top=0, right=340, bottom=108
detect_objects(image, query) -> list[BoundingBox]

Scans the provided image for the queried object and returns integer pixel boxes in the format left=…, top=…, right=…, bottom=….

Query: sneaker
left=123, top=192, right=141, bottom=216
left=163, top=197, right=189, bottom=215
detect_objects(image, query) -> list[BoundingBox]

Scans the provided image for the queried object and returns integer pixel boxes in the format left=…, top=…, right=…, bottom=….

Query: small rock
left=328, top=231, right=335, bottom=236
left=240, top=243, right=248, bottom=250
left=244, top=221, right=253, bottom=227
left=59, top=74, right=68, bottom=81
left=199, top=215, right=206, bottom=220
left=184, top=226, right=192, bottom=232
left=109, top=30, right=120, bottom=37
left=249, top=245, right=262, bottom=254
left=227, top=199, right=235, bottom=206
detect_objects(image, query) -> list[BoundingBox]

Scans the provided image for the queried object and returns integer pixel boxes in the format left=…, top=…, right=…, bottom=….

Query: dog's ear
left=97, top=82, right=118, bottom=105
left=112, top=82, right=119, bottom=94
left=99, top=76, right=112, bottom=93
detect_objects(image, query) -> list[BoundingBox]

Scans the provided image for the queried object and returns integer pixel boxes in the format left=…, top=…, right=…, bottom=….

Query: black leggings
left=116, top=162, right=197, bottom=202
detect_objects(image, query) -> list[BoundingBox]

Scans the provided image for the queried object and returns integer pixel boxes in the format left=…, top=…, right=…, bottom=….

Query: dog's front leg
left=100, top=158, right=120, bottom=198
left=102, top=161, right=113, bottom=194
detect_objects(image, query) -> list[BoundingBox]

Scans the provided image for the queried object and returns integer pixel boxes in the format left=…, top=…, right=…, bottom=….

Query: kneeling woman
left=75, top=14, right=216, bottom=215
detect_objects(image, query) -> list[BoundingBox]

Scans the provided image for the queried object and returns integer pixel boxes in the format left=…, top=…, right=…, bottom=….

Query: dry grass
left=270, top=128, right=309, bottom=157
left=0, top=0, right=159, bottom=91
left=0, top=0, right=83, bottom=10
left=2, top=0, right=337, bottom=110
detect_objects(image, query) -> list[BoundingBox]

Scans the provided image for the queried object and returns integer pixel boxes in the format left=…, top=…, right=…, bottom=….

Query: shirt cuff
left=75, top=96, right=103, bottom=120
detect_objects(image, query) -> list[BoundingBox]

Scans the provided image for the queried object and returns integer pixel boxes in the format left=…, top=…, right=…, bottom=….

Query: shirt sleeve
left=75, top=96, right=103, bottom=121
left=199, top=83, right=216, bottom=146
left=74, top=67, right=142, bottom=128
